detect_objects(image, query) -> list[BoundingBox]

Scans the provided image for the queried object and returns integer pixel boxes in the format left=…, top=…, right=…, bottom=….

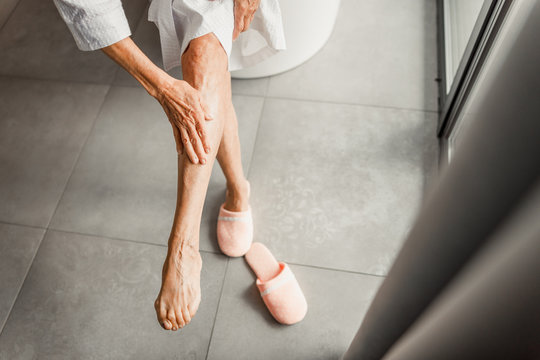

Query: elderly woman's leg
left=154, top=33, right=231, bottom=331
left=216, top=106, right=250, bottom=212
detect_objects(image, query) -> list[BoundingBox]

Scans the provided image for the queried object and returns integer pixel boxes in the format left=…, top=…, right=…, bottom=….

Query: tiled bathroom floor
left=0, top=0, right=438, bottom=358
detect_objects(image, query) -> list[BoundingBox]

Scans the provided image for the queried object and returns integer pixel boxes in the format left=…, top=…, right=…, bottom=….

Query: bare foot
left=224, top=179, right=249, bottom=212
left=154, top=246, right=202, bottom=331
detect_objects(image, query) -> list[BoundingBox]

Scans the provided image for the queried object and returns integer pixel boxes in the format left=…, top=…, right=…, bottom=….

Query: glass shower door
left=443, top=0, right=485, bottom=93
left=437, top=0, right=514, bottom=165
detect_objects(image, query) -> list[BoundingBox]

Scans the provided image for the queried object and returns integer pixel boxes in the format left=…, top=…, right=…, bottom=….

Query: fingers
left=173, top=112, right=208, bottom=165
left=243, top=12, right=254, bottom=32
left=186, top=122, right=207, bottom=164
left=233, top=0, right=245, bottom=40
left=199, top=97, right=213, bottom=121
left=194, top=97, right=211, bottom=154
left=234, top=12, right=257, bottom=39
left=195, top=121, right=211, bottom=155
left=161, top=80, right=212, bottom=164
left=180, top=91, right=211, bottom=162
left=233, top=0, right=259, bottom=39
left=180, top=126, right=199, bottom=164
left=170, top=121, right=183, bottom=155
left=184, top=114, right=207, bottom=164
left=233, top=15, right=244, bottom=40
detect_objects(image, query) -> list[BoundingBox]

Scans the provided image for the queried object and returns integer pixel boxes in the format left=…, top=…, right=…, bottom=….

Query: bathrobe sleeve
left=53, top=0, right=131, bottom=51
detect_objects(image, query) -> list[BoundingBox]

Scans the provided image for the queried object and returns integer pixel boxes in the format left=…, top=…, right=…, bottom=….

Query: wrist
left=136, top=67, right=173, bottom=100
left=101, top=38, right=175, bottom=99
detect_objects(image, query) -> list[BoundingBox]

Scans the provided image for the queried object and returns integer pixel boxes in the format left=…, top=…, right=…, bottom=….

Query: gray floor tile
left=48, top=86, right=178, bottom=244
left=0, top=0, right=147, bottom=83
left=0, top=0, right=19, bottom=29
left=267, top=0, right=438, bottom=111
left=207, top=258, right=382, bottom=360
left=231, top=77, right=270, bottom=97
left=0, top=230, right=227, bottom=360
left=0, top=78, right=109, bottom=227
left=50, top=87, right=263, bottom=249
left=247, top=98, right=438, bottom=275
left=0, top=223, right=44, bottom=332
left=113, top=10, right=270, bottom=98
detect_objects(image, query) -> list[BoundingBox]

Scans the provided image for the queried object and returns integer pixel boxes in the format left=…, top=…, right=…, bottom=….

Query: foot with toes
left=154, top=246, right=202, bottom=331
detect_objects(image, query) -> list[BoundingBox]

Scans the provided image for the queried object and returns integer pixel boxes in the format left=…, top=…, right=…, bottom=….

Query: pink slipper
left=217, top=182, right=253, bottom=257
left=245, top=242, right=308, bottom=325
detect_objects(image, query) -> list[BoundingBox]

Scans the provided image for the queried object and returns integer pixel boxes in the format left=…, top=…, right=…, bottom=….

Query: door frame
left=437, top=0, right=514, bottom=145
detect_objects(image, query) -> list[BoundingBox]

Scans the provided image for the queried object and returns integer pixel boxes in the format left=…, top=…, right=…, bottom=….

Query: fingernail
left=205, top=147, right=210, bottom=153
left=200, top=158, right=206, bottom=165
left=193, top=157, right=198, bottom=163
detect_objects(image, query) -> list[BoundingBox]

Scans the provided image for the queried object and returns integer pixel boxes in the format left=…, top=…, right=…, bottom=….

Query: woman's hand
left=101, top=38, right=213, bottom=165
left=155, top=78, right=213, bottom=164
left=233, top=0, right=261, bottom=40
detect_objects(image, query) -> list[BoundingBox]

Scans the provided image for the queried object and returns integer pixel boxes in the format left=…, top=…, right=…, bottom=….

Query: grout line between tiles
left=263, top=76, right=271, bottom=97
left=44, top=85, right=113, bottom=230
left=0, top=74, right=438, bottom=115
left=204, top=257, right=230, bottom=360
left=230, top=92, right=438, bottom=115
left=0, top=228, right=47, bottom=336
left=203, top=95, right=267, bottom=358
left=6, top=224, right=388, bottom=278
left=0, top=0, right=22, bottom=33
left=0, top=73, right=399, bottom=339
left=0, top=220, right=385, bottom=278
left=0, top=85, right=114, bottom=337
left=286, top=261, right=386, bottom=278
left=110, top=4, right=150, bottom=85
left=264, top=95, right=439, bottom=115
left=48, top=227, right=168, bottom=247
left=0, top=74, right=112, bottom=88
left=244, top=95, right=268, bottom=181
left=45, top=227, right=221, bottom=255
left=0, top=220, right=47, bottom=231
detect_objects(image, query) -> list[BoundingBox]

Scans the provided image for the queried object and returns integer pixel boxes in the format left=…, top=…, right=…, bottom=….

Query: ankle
left=168, top=231, right=199, bottom=258
left=226, top=179, right=249, bottom=197
left=167, top=243, right=200, bottom=264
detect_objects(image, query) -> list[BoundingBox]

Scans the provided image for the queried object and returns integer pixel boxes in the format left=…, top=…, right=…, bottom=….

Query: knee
left=181, top=33, right=227, bottom=70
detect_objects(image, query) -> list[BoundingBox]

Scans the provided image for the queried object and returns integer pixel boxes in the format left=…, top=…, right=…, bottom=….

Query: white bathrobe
left=53, top=0, right=286, bottom=72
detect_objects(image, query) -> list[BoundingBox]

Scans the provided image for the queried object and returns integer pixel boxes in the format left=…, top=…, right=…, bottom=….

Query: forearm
left=102, top=37, right=172, bottom=98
